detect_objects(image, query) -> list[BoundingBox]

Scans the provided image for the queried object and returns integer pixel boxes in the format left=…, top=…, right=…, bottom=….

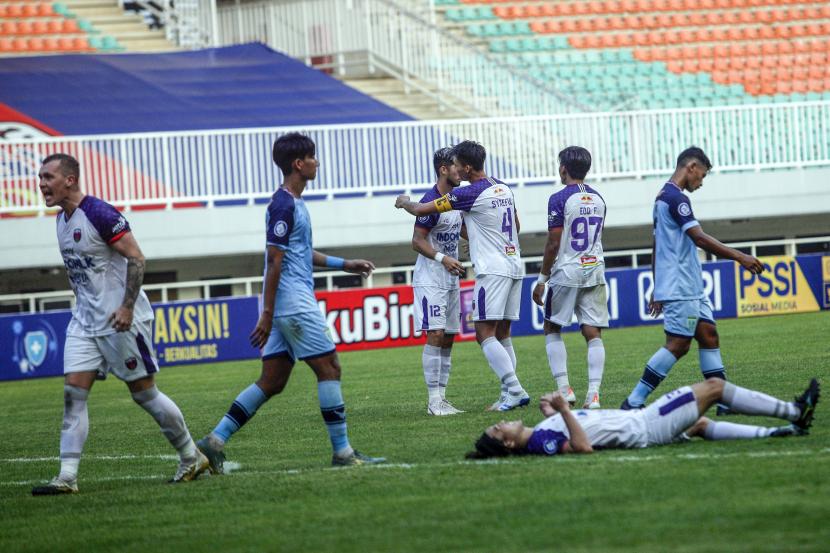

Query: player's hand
left=459, top=239, right=470, bottom=260
left=540, top=392, right=569, bottom=416
left=108, top=306, right=134, bottom=332
left=532, top=282, right=545, bottom=306
left=739, top=254, right=764, bottom=274
left=249, top=312, right=272, bottom=349
left=394, top=195, right=410, bottom=209
left=648, top=292, right=662, bottom=317
left=344, top=259, right=375, bottom=278
left=441, top=255, right=465, bottom=276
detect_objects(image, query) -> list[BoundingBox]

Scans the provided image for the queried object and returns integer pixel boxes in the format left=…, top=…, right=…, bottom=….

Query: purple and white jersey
left=547, top=183, right=606, bottom=288
left=526, top=410, right=647, bottom=455
left=57, top=195, right=153, bottom=337
left=435, top=177, right=523, bottom=279
left=412, top=185, right=463, bottom=290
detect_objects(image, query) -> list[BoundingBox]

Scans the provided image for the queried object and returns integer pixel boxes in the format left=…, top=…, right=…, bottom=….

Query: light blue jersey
left=265, top=188, right=318, bottom=316
left=653, top=182, right=704, bottom=302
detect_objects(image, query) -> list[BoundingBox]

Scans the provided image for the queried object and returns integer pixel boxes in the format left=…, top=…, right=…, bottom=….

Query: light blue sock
left=318, top=380, right=351, bottom=456
left=212, top=383, right=268, bottom=443
left=700, top=348, right=726, bottom=380
left=627, top=347, right=677, bottom=407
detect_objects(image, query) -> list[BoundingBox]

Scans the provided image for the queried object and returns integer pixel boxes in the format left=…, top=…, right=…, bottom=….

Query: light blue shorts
left=662, top=297, right=716, bottom=338
left=262, top=310, right=336, bottom=362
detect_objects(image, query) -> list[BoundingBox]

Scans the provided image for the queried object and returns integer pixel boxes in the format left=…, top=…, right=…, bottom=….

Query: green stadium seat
left=520, top=38, right=540, bottom=52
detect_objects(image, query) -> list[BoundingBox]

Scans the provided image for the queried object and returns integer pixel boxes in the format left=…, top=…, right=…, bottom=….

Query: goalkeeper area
left=2, top=312, right=828, bottom=552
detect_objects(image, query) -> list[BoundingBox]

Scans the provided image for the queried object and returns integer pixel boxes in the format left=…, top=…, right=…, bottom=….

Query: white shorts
left=544, top=283, right=609, bottom=328
left=64, top=318, right=159, bottom=382
left=413, top=286, right=461, bottom=333
left=472, top=274, right=522, bottom=322
left=641, top=386, right=700, bottom=446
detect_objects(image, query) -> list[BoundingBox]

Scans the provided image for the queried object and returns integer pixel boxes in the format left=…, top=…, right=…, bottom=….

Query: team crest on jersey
left=274, top=220, right=288, bottom=237
left=73, top=228, right=82, bottom=242
left=417, top=216, right=431, bottom=224
left=125, top=357, right=138, bottom=370
left=543, top=440, right=559, bottom=454
left=678, top=203, right=692, bottom=217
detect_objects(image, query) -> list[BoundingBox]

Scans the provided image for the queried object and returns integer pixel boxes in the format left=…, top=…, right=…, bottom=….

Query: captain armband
left=434, top=195, right=453, bottom=213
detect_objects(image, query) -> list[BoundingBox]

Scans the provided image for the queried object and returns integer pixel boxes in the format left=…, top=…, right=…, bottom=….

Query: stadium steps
left=62, top=0, right=178, bottom=52
left=341, top=76, right=473, bottom=120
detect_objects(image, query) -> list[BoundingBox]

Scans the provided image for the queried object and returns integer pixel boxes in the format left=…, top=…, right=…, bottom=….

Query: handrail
left=2, top=235, right=825, bottom=314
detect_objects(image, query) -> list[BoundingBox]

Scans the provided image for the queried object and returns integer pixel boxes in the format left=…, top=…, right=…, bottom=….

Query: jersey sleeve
left=667, top=193, right=699, bottom=232
left=266, top=200, right=294, bottom=250
left=547, top=192, right=565, bottom=229
left=435, top=184, right=480, bottom=213
left=415, top=214, right=439, bottom=230
left=85, top=199, right=130, bottom=244
left=525, top=429, right=569, bottom=456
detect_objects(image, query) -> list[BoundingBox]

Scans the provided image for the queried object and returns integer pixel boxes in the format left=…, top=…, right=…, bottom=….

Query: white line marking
left=6, top=447, right=827, bottom=488
left=1, top=454, right=178, bottom=463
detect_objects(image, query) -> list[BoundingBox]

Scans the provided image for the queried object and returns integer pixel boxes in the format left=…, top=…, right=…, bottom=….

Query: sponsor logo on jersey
left=493, top=187, right=504, bottom=194
left=580, top=255, right=598, bottom=267
left=125, top=357, right=138, bottom=370
left=505, top=245, right=516, bottom=256
left=274, top=220, right=288, bottom=237
left=580, top=195, right=593, bottom=203
left=112, top=216, right=127, bottom=234
left=73, top=229, right=81, bottom=242
left=548, top=210, right=557, bottom=222
left=678, top=202, right=692, bottom=217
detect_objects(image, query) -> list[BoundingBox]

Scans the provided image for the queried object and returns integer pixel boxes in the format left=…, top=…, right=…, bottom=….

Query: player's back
left=547, top=183, right=606, bottom=287
left=57, top=195, right=152, bottom=336
left=265, top=188, right=317, bottom=315
left=652, top=182, right=704, bottom=301
left=412, top=185, right=462, bottom=289
left=441, top=177, right=523, bottom=278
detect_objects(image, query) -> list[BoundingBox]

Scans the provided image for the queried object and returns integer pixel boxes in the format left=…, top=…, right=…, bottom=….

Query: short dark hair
left=272, top=132, right=316, bottom=176
left=451, top=140, right=486, bottom=171
left=676, top=146, right=712, bottom=170
left=558, top=146, right=592, bottom=180
left=465, top=432, right=515, bottom=460
left=432, top=147, right=454, bottom=178
left=42, top=153, right=79, bottom=181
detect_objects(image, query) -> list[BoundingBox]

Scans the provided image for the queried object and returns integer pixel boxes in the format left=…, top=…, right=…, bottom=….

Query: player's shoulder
left=268, top=187, right=296, bottom=212
left=656, top=182, right=688, bottom=204
left=78, top=195, right=129, bottom=237
left=418, top=185, right=442, bottom=203
left=584, top=184, right=605, bottom=202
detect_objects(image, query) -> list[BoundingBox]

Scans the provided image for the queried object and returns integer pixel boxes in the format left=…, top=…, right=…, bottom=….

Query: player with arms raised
left=397, top=140, right=529, bottom=411
left=197, top=133, right=385, bottom=470
left=621, top=147, right=765, bottom=410
left=411, top=147, right=466, bottom=415
left=533, top=146, right=608, bottom=409
left=32, top=153, right=207, bottom=495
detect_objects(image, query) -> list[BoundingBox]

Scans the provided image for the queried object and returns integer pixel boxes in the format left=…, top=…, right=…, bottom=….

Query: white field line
left=4, top=448, right=829, bottom=488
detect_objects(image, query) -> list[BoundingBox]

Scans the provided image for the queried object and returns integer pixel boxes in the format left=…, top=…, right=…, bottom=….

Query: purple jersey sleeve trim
left=415, top=186, right=441, bottom=229
left=79, top=195, right=130, bottom=244
left=660, top=183, right=698, bottom=229
left=266, top=189, right=295, bottom=249
left=447, top=178, right=493, bottom=212
left=547, top=185, right=586, bottom=229
left=525, top=428, right=569, bottom=456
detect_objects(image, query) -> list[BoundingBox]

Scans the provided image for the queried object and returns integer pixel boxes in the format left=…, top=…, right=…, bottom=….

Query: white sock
left=59, top=385, right=89, bottom=481
left=703, top=421, right=777, bottom=440
left=423, top=344, right=442, bottom=403
left=481, top=337, right=523, bottom=394
left=587, top=338, right=605, bottom=394
left=500, top=338, right=517, bottom=371
left=439, top=347, right=452, bottom=400
left=721, top=382, right=798, bottom=421
left=545, top=333, right=569, bottom=391
left=132, top=386, right=198, bottom=462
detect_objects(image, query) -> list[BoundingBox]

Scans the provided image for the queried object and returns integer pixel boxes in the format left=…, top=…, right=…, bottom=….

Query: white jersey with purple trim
left=412, top=185, right=463, bottom=290
left=57, top=195, right=153, bottom=337
left=526, top=410, right=647, bottom=455
left=435, top=177, right=523, bottom=279
left=547, top=183, right=606, bottom=288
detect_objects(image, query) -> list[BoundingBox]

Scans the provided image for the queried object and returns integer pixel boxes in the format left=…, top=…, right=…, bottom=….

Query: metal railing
left=3, top=101, right=830, bottom=215
left=213, top=0, right=585, bottom=117
left=2, top=236, right=826, bottom=314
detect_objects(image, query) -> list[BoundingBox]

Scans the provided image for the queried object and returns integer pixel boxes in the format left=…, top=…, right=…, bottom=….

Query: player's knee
left=705, top=377, right=725, bottom=395
left=426, top=330, right=445, bottom=346
left=688, top=417, right=711, bottom=437
left=667, top=340, right=691, bottom=357
left=256, top=376, right=288, bottom=397
left=581, top=325, right=600, bottom=341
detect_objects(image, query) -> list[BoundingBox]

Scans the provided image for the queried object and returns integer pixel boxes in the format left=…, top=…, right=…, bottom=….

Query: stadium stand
left=0, top=43, right=412, bottom=134
left=440, top=0, right=830, bottom=110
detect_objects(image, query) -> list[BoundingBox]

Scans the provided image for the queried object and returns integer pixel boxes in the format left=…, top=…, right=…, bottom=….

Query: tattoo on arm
left=122, top=256, right=145, bottom=308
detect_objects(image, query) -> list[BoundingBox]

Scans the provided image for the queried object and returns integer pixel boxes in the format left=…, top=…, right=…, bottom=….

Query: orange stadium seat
left=47, top=19, right=63, bottom=33
left=11, top=37, right=27, bottom=51
left=28, top=36, right=45, bottom=51
left=556, top=3, right=574, bottom=16
left=574, top=2, right=590, bottom=15
left=540, top=4, right=556, bottom=16
left=17, top=20, right=33, bottom=35
left=63, top=19, right=80, bottom=33
left=0, top=20, right=16, bottom=34
left=6, top=4, right=23, bottom=18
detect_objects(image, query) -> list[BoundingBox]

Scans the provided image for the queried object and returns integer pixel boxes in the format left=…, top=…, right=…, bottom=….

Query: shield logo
left=24, top=331, right=48, bottom=368
left=125, top=357, right=138, bottom=370
left=73, top=229, right=82, bottom=242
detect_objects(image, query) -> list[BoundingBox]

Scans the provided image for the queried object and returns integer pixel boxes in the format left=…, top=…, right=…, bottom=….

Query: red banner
left=315, top=282, right=476, bottom=352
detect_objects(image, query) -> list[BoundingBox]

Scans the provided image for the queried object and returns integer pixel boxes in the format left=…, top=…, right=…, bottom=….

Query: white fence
left=213, top=0, right=583, bottom=117
left=1, top=236, right=826, bottom=314
left=2, top=101, right=830, bottom=214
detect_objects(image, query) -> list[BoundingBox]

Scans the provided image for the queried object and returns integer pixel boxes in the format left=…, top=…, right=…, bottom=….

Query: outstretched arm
left=313, top=250, right=375, bottom=278
left=686, top=226, right=764, bottom=274
left=395, top=195, right=440, bottom=217
left=109, top=232, right=145, bottom=332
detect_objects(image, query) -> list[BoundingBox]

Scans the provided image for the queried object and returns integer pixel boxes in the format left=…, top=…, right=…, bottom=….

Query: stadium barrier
left=3, top=101, right=830, bottom=215
left=2, top=254, right=827, bottom=382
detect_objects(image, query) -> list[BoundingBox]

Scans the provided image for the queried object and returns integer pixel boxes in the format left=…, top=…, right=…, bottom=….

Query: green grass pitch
left=2, top=312, right=828, bottom=552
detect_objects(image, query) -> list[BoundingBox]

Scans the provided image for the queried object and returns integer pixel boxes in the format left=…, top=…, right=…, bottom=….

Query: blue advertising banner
left=2, top=255, right=827, bottom=382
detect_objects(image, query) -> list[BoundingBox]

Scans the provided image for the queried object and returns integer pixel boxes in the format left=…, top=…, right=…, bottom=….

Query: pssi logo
left=739, top=258, right=800, bottom=298
left=736, top=256, right=819, bottom=317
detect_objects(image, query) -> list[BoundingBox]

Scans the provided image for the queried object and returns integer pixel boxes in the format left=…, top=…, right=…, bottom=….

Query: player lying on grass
left=466, top=377, right=819, bottom=458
